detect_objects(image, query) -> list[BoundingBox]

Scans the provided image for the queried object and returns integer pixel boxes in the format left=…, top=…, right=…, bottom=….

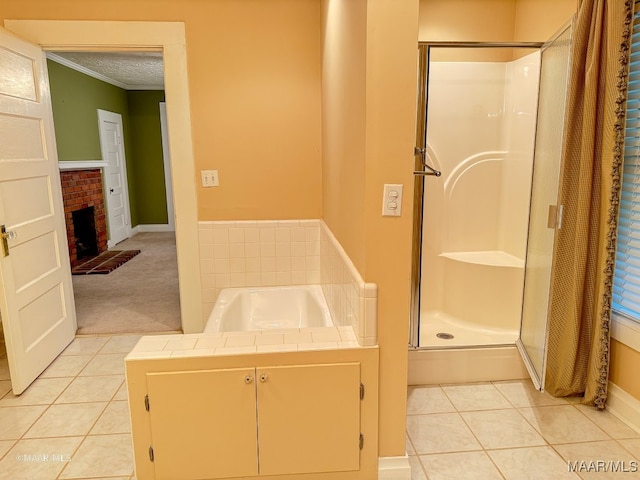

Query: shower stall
left=409, top=25, right=573, bottom=388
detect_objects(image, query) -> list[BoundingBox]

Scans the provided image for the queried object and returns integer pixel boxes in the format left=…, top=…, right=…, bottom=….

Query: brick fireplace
left=60, top=169, right=108, bottom=268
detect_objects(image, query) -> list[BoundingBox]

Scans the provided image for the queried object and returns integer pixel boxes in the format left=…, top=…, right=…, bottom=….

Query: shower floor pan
left=409, top=310, right=528, bottom=385
left=419, top=310, right=519, bottom=348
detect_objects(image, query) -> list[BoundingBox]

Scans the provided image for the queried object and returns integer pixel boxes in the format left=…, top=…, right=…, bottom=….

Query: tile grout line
left=514, top=403, right=613, bottom=447
left=408, top=382, right=640, bottom=479
left=449, top=383, right=520, bottom=480
left=407, top=384, right=504, bottom=478
left=0, top=335, right=141, bottom=479
left=0, top=337, right=107, bottom=479
left=55, top=335, right=131, bottom=480
left=1, top=336, right=128, bottom=480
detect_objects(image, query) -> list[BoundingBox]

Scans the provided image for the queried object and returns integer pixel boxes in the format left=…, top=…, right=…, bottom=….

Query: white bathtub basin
left=205, top=285, right=333, bottom=333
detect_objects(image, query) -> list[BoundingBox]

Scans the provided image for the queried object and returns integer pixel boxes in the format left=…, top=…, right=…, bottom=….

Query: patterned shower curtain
left=545, top=0, right=633, bottom=409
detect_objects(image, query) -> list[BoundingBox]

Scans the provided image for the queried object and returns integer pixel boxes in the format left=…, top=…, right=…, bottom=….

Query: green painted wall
left=127, top=90, right=168, bottom=224
left=47, top=59, right=168, bottom=227
left=47, top=59, right=138, bottom=227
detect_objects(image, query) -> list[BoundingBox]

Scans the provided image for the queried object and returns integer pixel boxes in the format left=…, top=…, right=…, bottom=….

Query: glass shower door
left=518, top=22, right=573, bottom=389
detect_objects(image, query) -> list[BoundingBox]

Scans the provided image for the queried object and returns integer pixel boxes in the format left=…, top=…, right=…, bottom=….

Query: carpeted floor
left=72, top=232, right=182, bottom=335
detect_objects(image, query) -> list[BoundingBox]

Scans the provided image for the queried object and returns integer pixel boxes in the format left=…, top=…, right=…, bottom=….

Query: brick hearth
left=60, top=169, right=108, bottom=268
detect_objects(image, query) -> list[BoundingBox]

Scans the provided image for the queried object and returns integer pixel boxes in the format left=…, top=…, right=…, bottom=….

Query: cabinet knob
left=259, top=373, right=268, bottom=382
left=244, top=375, right=254, bottom=384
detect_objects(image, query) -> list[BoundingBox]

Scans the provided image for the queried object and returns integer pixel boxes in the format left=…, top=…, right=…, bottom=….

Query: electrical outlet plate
left=382, top=184, right=403, bottom=216
left=201, top=170, right=219, bottom=187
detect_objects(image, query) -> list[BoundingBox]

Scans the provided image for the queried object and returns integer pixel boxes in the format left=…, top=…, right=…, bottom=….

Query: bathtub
left=205, top=285, right=333, bottom=333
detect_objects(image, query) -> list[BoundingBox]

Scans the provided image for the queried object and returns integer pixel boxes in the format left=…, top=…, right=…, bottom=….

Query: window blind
left=612, top=5, right=640, bottom=322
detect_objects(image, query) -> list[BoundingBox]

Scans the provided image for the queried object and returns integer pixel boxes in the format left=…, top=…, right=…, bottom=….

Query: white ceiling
left=49, top=51, right=165, bottom=90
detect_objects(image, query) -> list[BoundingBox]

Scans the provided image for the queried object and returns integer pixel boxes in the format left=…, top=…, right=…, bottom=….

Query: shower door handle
left=413, top=170, right=441, bottom=177
left=547, top=205, right=564, bottom=229
left=413, top=147, right=441, bottom=177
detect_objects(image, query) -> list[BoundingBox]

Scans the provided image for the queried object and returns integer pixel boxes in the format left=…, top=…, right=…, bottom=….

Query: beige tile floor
left=0, top=335, right=140, bottom=480
left=407, top=382, right=640, bottom=479
left=3, top=336, right=640, bottom=479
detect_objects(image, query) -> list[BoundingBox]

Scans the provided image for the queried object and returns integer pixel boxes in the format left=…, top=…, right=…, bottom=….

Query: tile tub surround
left=126, top=327, right=360, bottom=359
left=198, top=219, right=378, bottom=346
left=198, top=220, right=322, bottom=322
left=320, top=221, right=377, bottom=347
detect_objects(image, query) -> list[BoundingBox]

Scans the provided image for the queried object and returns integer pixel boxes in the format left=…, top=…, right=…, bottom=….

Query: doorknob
left=109, top=188, right=114, bottom=193
left=1, top=225, right=17, bottom=257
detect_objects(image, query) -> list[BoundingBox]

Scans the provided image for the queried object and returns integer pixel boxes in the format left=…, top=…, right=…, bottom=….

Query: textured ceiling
left=52, top=51, right=164, bottom=89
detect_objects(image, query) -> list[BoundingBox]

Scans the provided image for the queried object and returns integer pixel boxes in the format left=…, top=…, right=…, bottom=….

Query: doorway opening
left=46, top=50, right=182, bottom=335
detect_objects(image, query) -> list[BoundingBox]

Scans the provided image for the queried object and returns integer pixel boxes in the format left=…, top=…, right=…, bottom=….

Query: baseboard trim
left=378, top=455, right=411, bottom=480
left=607, top=382, right=640, bottom=435
left=132, top=224, right=175, bottom=233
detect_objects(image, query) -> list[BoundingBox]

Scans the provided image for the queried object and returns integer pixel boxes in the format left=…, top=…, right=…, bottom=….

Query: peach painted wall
left=362, top=0, right=420, bottom=457
left=419, top=0, right=576, bottom=49
left=610, top=339, right=640, bottom=401
left=514, top=0, right=577, bottom=42
left=321, top=0, right=420, bottom=457
left=419, top=0, right=516, bottom=42
left=0, top=0, right=322, bottom=221
left=321, top=0, right=367, bottom=273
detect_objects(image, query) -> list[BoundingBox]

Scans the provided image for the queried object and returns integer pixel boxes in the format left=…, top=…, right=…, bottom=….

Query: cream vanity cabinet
left=142, top=363, right=362, bottom=480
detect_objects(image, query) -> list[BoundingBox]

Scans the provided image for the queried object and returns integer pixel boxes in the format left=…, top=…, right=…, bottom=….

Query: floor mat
left=72, top=250, right=141, bottom=275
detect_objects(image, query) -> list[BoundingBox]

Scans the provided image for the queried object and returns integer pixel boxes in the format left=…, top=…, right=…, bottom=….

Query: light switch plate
left=382, top=184, right=403, bottom=216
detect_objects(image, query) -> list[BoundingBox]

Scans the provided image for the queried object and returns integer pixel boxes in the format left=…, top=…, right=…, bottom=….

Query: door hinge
left=148, top=446, right=154, bottom=462
left=144, top=394, right=150, bottom=412
left=359, top=433, right=364, bottom=450
left=360, top=383, right=365, bottom=400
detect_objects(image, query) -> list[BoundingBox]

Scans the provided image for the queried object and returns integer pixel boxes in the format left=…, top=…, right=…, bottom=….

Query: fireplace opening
left=72, top=207, right=98, bottom=261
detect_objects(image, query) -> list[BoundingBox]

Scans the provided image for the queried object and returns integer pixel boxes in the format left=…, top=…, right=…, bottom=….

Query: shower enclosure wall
left=417, top=49, right=541, bottom=348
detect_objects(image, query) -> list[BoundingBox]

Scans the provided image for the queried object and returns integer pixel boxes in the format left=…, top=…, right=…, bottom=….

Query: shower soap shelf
left=439, top=250, right=524, bottom=268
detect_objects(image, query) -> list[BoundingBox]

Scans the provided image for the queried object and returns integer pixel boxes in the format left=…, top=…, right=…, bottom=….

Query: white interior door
left=98, top=109, right=131, bottom=246
left=0, top=27, right=77, bottom=394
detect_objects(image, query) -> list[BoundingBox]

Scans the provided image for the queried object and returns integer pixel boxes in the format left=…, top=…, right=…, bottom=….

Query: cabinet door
left=146, top=368, right=258, bottom=480
left=256, top=363, right=361, bottom=476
